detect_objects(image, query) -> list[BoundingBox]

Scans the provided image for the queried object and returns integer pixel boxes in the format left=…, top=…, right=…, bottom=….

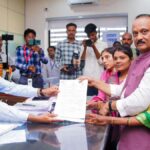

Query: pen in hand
left=49, top=102, right=56, bottom=113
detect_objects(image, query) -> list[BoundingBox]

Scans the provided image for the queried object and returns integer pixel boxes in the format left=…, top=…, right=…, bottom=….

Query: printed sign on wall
left=103, top=32, right=120, bottom=46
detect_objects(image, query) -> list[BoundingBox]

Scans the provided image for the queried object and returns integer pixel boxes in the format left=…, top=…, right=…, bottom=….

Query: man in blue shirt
left=16, top=28, right=48, bottom=88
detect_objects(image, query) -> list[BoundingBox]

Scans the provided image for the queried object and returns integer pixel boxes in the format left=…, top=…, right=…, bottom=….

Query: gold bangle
left=127, top=117, right=131, bottom=126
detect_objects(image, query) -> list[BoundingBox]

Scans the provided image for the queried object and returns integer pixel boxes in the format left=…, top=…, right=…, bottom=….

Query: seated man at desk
left=0, top=77, right=59, bottom=123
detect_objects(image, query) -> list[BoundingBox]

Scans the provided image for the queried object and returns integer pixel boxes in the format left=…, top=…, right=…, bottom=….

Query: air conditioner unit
left=68, top=0, right=98, bottom=5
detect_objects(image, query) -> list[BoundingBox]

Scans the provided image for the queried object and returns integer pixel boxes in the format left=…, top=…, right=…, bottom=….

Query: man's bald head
left=121, top=32, right=133, bottom=47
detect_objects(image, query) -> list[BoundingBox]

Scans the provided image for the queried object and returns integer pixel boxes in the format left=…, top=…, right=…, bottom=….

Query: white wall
left=0, top=0, right=25, bottom=57
left=0, top=0, right=25, bottom=34
left=25, top=0, right=150, bottom=48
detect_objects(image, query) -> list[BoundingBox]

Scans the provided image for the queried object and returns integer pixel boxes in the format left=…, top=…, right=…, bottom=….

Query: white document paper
left=0, top=123, right=23, bottom=136
left=54, top=80, right=88, bottom=122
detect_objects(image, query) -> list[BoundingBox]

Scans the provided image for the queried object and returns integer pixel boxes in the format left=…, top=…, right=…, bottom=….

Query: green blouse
left=136, top=107, right=150, bottom=128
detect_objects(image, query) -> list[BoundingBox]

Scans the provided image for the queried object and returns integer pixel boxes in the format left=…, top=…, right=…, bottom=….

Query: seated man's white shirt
left=80, top=39, right=107, bottom=79
left=0, top=77, right=39, bottom=122
left=0, top=102, right=28, bottom=122
left=110, top=67, right=150, bottom=117
left=0, top=77, right=38, bottom=97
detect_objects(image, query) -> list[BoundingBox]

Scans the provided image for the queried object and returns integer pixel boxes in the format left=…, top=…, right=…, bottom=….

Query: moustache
left=69, top=34, right=74, bottom=36
left=137, top=40, right=145, bottom=45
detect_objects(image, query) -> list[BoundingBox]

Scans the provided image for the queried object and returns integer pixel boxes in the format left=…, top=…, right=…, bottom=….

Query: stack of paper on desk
left=0, top=123, right=23, bottom=136
left=54, top=80, right=88, bottom=123
left=15, top=97, right=56, bottom=115
left=16, top=100, right=50, bottom=111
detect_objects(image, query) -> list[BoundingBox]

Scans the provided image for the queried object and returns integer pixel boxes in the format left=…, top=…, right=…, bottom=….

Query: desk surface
left=0, top=122, right=108, bottom=150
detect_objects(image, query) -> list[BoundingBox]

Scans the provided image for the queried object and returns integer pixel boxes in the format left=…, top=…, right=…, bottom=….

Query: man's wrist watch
left=108, top=101, right=113, bottom=112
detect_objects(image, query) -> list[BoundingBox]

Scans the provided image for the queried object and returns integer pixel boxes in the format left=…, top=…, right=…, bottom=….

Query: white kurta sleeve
left=110, top=79, right=126, bottom=97
left=0, top=77, right=38, bottom=97
left=0, top=101, right=29, bottom=122
left=116, top=67, right=150, bottom=117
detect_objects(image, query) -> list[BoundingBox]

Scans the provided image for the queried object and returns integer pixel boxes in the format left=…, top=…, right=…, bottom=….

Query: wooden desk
left=0, top=93, right=26, bottom=105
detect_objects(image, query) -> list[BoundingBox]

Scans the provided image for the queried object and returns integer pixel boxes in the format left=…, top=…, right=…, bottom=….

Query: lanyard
left=50, top=59, right=55, bottom=70
left=23, top=45, right=33, bottom=63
